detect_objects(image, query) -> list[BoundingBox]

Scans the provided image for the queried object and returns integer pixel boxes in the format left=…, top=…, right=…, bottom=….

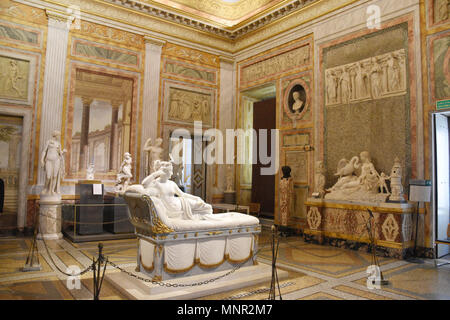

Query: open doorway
left=0, top=115, right=23, bottom=236
left=432, top=111, right=450, bottom=258
left=241, top=84, right=277, bottom=219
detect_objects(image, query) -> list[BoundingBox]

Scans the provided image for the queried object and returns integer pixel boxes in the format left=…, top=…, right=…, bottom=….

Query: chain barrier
left=107, top=242, right=272, bottom=288
left=38, top=223, right=94, bottom=277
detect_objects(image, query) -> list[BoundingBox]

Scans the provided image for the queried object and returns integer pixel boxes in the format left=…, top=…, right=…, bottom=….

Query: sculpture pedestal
left=223, top=191, right=236, bottom=204
left=104, top=193, right=134, bottom=234
left=75, top=180, right=104, bottom=235
left=37, top=194, right=63, bottom=240
left=304, top=198, right=417, bottom=259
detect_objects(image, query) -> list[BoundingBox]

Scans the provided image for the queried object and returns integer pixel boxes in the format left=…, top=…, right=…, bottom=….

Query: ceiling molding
left=103, top=0, right=319, bottom=40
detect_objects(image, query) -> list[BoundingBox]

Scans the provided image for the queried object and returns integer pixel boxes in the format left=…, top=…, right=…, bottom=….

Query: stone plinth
left=37, top=194, right=63, bottom=240
left=75, top=181, right=104, bottom=235
left=103, top=193, right=134, bottom=234
left=304, top=198, right=417, bottom=259
left=223, top=191, right=236, bottom=204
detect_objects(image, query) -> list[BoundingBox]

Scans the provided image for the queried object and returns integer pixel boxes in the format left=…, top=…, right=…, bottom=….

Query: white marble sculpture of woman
left=144, top=137, right=163, bottom=176
left=140, top=160, right=216, bottom=220
left=41, top=131, right=66, bottom=195
left=116, top=152, right=133, bottom=192
left=291, top=91, right=304, bottom=113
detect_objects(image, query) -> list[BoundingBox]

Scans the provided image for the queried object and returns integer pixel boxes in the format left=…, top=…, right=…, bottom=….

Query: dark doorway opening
left=251, top=97, right=276, bottom=218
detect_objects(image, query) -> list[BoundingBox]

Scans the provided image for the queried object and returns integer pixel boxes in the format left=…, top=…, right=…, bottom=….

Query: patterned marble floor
left=0, top=233, right=449, bottom=300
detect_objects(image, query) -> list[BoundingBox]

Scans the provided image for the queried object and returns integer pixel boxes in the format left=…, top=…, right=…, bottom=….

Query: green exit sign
left=437, top=99, right=450, bottom=110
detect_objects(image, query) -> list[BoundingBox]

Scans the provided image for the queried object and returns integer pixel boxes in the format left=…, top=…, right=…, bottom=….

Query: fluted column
left=79, top=97, right=93, bottom=171
left=109, top=100, right=121, bottom=171
left=38, top=10, right=73, bottom=185
left=141, top=36, right=165, bottom=178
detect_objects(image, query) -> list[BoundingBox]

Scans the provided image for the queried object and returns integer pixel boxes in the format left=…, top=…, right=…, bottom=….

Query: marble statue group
left=325, top=151, right=404, bottom=202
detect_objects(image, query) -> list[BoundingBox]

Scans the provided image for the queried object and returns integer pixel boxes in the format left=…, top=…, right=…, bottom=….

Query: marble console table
left=304, top=198, right=417, bottom=259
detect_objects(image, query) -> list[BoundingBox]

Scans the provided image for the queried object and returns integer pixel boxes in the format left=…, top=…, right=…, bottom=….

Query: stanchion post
left=23, top=208, right=42, bottom=272
left=268, top=225, right=282, bottom=300
left=92, top=242, right=107, bottom=300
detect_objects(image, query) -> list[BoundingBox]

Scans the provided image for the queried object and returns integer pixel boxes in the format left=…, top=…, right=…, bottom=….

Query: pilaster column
left=109, top=100, right=121, bottom=171
left=141, top=36, right=165, bottom=178
left=217, top=57, right=236, bottom=194
left=38, top=9, right=73, bottom=185
left=79, top=97, right=93, bottom=171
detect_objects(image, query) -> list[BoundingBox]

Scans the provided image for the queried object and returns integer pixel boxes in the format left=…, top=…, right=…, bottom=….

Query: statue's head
left=360, top=151, right=370, bottom=163
left=156, top=160, right=173, bottom=178
left=124, top=152, right=131, bottom=159
left=52, top=130, right=61, bottom=139
left=281, top=166, right=291, bottom=179
left=155, top=138, right=163, bottom=146
left=292, top=91, right=300, bottom=100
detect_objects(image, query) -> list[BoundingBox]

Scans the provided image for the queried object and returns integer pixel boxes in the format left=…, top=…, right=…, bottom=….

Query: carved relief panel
left=325, top=49, right=407, bottom=106
left=163, top=81, right=216, bottom=128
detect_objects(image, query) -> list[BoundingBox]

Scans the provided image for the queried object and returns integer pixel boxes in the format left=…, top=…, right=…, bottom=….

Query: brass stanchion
left=268, top=225, right=282, bottom=300
left=23, top=209, right=42, bottom=272
left=92, top=243, right=107, bottom=300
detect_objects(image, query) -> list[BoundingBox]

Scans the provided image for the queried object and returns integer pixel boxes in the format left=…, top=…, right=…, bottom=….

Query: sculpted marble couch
left=123, top=160, right=261, bottom=280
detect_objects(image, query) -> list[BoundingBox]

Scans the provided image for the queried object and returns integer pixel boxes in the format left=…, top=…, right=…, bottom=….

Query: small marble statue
left=41, top=130, right=66, bottom=195
left=115, top=152, right=133, bottom=193
left=170, top=138, right=184, bottom=187
left=226, top=164, right=234, bottom=192
left=325, top=151, right=388, bottom=202
left=279, top=166, right=293, bottom=227
left=313, top=161, right=326, bottom=198
left=379, top=172, right=390, bottom=195
left=144, top=137, right=163, bottom=176
left=86, top=164, right=95, bottom=180
left=388, top=157, right=405, bottom=202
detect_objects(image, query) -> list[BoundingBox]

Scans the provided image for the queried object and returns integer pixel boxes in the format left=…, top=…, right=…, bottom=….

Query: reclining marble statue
left=325, top=151, right=403, bottom=202
left=123, top=160, right=260, bottom=280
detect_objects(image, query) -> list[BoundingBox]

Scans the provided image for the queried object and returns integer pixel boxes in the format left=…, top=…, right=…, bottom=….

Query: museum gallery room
left=0, top=0, right=449, bottom=303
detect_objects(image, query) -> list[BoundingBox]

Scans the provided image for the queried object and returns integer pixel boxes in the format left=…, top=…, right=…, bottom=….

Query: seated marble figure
left=126, top=160, right=259, bottom=231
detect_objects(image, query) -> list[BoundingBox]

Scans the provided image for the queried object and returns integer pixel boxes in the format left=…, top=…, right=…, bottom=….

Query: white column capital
left=144, top=35, right=166, bottom=47
left=46, top=9, right=74, bottom=30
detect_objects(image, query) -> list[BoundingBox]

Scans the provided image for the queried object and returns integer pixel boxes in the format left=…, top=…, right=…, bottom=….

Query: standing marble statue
left=86, top=164, right=95, bottom=180
left=279, top=166, right=294, bottom=228
left=115, top=152, right=133, bottom=193
left=169, top=138, right=184, bottom=187
left=39, top=130, right=65, bottom=240
left=313, top=161, right=326, bottom=198
left=388, top=157, right=405, bottom=202
left=226, top=164, right=234, bottom=192
left=144, top=137, right=163, bottom=176
left=41, top=130, right=66, bottom=195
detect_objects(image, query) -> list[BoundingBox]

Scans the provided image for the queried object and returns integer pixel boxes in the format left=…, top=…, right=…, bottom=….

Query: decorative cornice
left=144, top=35, right=166, bottom=47
left=103, top=0, right=319, bottom=40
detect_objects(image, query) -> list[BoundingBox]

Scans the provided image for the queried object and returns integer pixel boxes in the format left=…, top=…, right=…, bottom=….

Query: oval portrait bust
left=283, top=79, right=310, bottom=120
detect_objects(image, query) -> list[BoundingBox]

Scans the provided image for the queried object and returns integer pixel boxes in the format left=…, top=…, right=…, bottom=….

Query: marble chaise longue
left=123, top=191, right=261, bottom=281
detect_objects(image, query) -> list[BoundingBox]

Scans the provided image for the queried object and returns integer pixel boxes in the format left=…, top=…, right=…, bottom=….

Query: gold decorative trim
left=163, top=261, right=196, bottom=274
left=142, top=195, right=175, bottom=234
left=140, top=255, right=155, bottom=272
left=196, top=257, right=226, bottom=269
left=305, top=201, right=415, bottom=214
left=226, top=250, right=253, bottom=264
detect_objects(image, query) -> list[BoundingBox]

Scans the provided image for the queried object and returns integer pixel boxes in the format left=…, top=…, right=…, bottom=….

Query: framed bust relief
left=283, top=78, right=310, bottom=121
